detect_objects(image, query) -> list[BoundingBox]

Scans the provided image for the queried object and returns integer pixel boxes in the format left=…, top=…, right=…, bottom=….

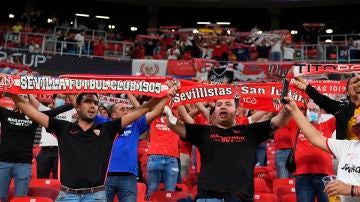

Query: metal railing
left=3, top=31, right=53, bottom=53
left=54, top=26, right=107, bottom=41
left=43, top=39, right=92, bottom=57
left=290, top=43, right=360, bottom=63
left=1, top=31, right=133, bottom=59
left=2, top=30, right=360, bottom=63
left=104, top=40, right=133, bottom=58
left=318, top=33, right=360, bottom=44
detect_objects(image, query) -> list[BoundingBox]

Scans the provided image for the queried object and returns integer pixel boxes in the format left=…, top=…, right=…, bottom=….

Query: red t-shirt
left=179, top=139, right=192, bottom=155
left=274, top=119, right=298, bottom=150
left=236, top=116, right=250, bottom=125
left=212, top=44, right=223, bottom=58
left=147, top=117, right=180, bottom=158
left=220, top=44, right=230, bottom=55
left=93, top=43, right=105, bottom=56
left=293, top=117, right=336, bottom=176
left=194, top=114, right=209, bottom=125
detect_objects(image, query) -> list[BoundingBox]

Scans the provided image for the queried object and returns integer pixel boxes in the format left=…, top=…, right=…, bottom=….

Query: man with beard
left=165, top=98, right=290, bottom=201
left=8, top=84, right=178, bottom=202
left=28, top=94, right=76, bottom=179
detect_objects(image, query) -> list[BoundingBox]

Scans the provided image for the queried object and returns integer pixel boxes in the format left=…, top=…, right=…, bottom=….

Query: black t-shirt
left=184, top=120, right=273, bottom=199
left=0, top=104, right=73, bottom=164
left=208, top=67, right=234, bottom=84
left=0, top=107, right=38, bottom=164
left=47, top=118, right=122, bottom=188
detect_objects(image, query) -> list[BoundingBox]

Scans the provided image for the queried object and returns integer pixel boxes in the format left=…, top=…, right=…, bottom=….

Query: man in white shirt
left=270, top=36, right=282, bottom=61
left=283, top=42, right=295, bottom=61
left=74, top=30, right=86, bottom=54
left=29, top=94, right=76, bottom=179
left=167, top=42, right=180, bottom=60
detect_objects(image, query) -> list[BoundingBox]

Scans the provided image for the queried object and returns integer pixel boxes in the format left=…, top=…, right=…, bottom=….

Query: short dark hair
left=109, top=104, right=116, bottom=114
left=76, top=93, right=98, bottom=105
left=215, top=98, right=239, bottom=108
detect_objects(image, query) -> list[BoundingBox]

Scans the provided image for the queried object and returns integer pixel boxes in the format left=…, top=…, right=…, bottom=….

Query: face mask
left=309, top=111, right=319, bottom=122
left=54, top=98, right=65, bottom=107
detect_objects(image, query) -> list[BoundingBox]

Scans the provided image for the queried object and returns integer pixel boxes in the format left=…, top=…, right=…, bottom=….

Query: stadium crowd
left=2, top=20, right=359, bottom=62
left=0, top=73, right=359, bottom=202
left=0, top=18, right=360, bottom=202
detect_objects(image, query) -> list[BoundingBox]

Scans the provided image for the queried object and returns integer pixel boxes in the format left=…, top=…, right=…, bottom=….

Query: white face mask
left=54, top=98, right=65, bottom=107
left=306, top=109, right=319, bottom=123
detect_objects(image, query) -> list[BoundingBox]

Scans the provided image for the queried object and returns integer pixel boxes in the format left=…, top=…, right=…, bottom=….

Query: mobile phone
left=280, top=78, right=289, bottom=104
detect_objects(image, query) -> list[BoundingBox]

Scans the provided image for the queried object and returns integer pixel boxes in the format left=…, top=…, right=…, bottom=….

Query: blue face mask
left=309, top=111, right=319, bottom=122
left=54, top=98, right=65, bottom=107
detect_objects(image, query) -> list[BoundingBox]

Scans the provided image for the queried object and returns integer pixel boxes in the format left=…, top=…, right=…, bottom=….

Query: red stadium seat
left=9, top=187, right=59, bottom=201
left=275, top=186, right=296, bottom=202
left=28, top=187, right=59, bottom=201
left=30, top=179, right=60, bottom=190
left=266, top=159, right=276, bottom=169
left=175, top=184, right=188, bottom=193
left=137, top=182, right=147, bottom=202
left=187, top=167, right=197, bottom=188
left=191, top=185, right=197, bottom=197
left=31, top=160, right=37, bottom=179
left=10, top=196, right=53, bottom=202
left=254, top=193, right=276, bottom=202
left=254, top=166, right=276, bottom=179
left=150, top=191, right=191, bottom=202
left=266, top=144, right=275, bottom=153
left=33, top=146, right=41, bottom=159
left=254, top=178, right=272, bottom=193
left=158, top=183, right=189, bottom=193
left=272, top=178, right=295, bottom=194
left=281, top=193, right=297, bottom=202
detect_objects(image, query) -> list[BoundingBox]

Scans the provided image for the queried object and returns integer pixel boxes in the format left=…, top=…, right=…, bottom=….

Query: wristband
left=163, top=106, right=177, bottom=125
left=168, top=115, right=178, bottom=125
left=351, top=185, right=355, bottom=197
left=163, top=106, right=173, bottom=116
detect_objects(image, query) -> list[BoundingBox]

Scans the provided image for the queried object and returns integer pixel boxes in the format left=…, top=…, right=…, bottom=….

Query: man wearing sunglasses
left=7, top=82, right=179, bottom=202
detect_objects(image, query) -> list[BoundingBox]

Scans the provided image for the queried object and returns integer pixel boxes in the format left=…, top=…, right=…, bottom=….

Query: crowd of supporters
left=0, top=73, right=360, bottom=202
left=3, top=21, right=360, bottom=62
left=1, top=19, right=360, bottom=202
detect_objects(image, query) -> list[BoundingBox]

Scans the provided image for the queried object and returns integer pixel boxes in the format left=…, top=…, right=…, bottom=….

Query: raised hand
left=282, top=96, right=299, bottom=114
left=324, top=180, right=351, bottom=197
left=294, top=77, right=310, bottom=90
left=166, top=79, right=180, bottom=97
left=348, top=75, right=360, bottom=95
